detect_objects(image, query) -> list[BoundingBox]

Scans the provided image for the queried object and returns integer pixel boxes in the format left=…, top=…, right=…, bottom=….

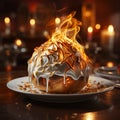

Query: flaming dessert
left=28, top=12, right=91, bottom=93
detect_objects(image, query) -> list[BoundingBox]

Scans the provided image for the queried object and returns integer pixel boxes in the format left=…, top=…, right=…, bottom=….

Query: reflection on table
left=0, top=71, right=120, bottom=120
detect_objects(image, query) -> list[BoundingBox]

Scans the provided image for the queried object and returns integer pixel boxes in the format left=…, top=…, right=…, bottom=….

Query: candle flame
left=108, top=25, right=114, bottom=33
left=30, top=19, right=35, bottom=26
left=4, top=17, right=10, bottom=24
left=107, top=61, right=114, bottom=67
left=15, top=39, right=22, bottom=46
left=95, top=24, right=101, bottom=30
left=55, top=17, right=61, bottom=25
left=88, top=26, right=93, bottom=33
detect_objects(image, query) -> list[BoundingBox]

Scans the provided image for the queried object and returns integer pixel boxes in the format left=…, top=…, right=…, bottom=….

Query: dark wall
left=95, top=0, right=120, bottom=26
left=0, top=0, right=120, bottom=23
left=0, top=0, right=120, bottom=28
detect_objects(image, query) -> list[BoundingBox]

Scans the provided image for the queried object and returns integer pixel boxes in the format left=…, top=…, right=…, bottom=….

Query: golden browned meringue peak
left=28, top=12, right=92, bottom=92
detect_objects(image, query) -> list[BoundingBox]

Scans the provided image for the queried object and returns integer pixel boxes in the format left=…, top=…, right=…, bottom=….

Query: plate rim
left=94, top=67, right=120, bottom=79
left=7, top=75, right=115, bottom=96
left=7, top=75, right=115, bottom=103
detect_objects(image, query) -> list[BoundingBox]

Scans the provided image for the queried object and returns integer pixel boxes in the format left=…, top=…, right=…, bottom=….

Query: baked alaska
left=28, top=13, right=92, bottom=93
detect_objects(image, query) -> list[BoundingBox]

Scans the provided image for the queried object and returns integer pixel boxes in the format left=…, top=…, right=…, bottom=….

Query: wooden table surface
left=0, top=70, right=120, bottom=120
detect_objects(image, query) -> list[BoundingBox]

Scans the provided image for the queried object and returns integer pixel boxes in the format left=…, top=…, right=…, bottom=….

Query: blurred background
left=0, top=0, right=120, bottom=71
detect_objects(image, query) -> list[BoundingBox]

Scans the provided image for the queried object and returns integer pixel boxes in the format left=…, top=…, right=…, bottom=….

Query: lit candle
left=101, top=25, right=115, bottom=52
left=95, top=24, right=101, bottom=30
left=87, top=26, right=93, bottom=42
left=55, top=17, right=61, bottom=31
left=30, top=18, right=36, bottom=35
left=108, top=25, right=115, bottom=52
left=4, top=17, right=11, bottom=35
left=15, top=38, right=22, bottom=47
left=106, top=61, right=114, bottom=67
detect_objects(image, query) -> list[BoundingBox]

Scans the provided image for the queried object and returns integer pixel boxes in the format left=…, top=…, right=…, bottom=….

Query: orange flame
left=48, top=12, right=91, bottom=68
left=32, top=12, right=91, bottom=70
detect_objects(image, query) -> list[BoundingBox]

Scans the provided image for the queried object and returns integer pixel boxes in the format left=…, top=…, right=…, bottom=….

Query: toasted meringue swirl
left=28, top=40, right=91, bottom=83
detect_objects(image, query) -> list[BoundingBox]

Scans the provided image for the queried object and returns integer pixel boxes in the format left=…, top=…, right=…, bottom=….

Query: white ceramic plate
left=7, top=75, right=115, bottom=103
left=94, top=66, right=120, bottom=80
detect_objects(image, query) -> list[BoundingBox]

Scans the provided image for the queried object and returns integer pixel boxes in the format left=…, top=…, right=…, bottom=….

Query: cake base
left=31, top=75, right=88, bottom=93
